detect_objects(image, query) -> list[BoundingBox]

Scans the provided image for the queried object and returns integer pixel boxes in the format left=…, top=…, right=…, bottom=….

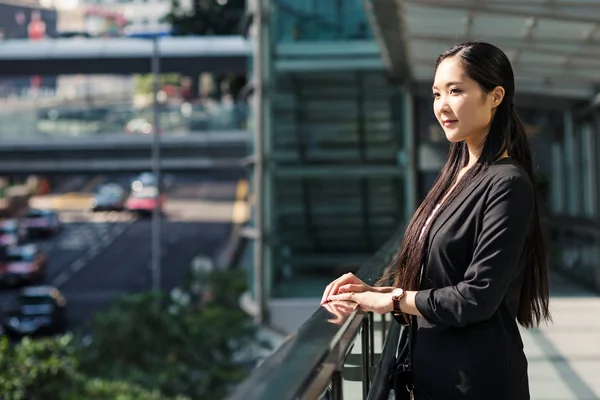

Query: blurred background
left=0, top=0, right=598, bottom=399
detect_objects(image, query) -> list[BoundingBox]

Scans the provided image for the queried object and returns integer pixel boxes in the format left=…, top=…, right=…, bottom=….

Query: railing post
left=369, top=312, right=375, bottom=368
left=331, top=370, right=343, bottom=400
left=361, top=317, right=371, bottom=398
left=381, top=313, right=387, bottom=345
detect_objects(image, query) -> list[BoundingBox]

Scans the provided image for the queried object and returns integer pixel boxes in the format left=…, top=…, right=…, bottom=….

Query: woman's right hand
left=321, top=273, right=374, bottom=305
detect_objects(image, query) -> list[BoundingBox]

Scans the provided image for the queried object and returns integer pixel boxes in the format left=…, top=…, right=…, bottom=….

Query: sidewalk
left=522, top=272, right=600, bottom=400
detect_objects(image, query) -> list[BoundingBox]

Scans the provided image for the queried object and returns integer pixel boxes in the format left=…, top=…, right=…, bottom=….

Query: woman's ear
left=490, top=86, right=506, bottom=109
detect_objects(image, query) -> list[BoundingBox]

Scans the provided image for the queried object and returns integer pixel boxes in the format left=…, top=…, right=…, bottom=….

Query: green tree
left=164, top=0, right=246, bottom=36
left=78, top=270, right=267, bottom=400
left=163, top=0, right=248, bottom=101
left=0, top=335, right=181, bottom=400
left=134, top=73, right=182, bottom=95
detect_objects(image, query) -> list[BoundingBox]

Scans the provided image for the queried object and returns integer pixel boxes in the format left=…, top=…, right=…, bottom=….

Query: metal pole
left=151, top=35, right=162, bottom=293
left=361, top=317, right=371, bottom=398
left=252, top=0, right=267, bottom=325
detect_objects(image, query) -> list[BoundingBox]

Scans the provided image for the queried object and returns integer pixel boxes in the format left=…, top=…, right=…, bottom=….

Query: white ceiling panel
left=409, top=40, right=454, bottom=61
left=535, top=20, right=595, bottom=40
left=369, top=0, right=600, bottom=99
left=517, top=52, right=565, bottom=66
left=471, top=15, right=530, bottom=38
left=404, top=4, right=468, bottom=37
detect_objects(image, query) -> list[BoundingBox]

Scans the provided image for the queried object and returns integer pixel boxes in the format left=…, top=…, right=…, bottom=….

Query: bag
left=390, top=323, right=414, bottom=400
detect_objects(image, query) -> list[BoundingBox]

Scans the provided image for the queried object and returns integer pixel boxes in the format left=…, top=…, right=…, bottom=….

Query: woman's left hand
left=327, top=291, right=393, bottom=314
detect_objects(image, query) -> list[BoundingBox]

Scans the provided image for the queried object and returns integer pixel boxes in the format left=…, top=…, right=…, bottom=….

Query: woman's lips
left=443, top=119, right=458, bottom=127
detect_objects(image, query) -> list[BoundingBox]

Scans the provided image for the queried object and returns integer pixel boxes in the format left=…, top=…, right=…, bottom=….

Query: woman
left=321, top=41, right=551, bottom=399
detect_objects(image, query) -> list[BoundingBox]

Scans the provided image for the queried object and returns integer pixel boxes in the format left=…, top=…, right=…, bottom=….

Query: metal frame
left=365, top=0, right=600, bottom=99
left=0, top=37, right=248, bottom=75
left=229, top=228, right=406, bottom=400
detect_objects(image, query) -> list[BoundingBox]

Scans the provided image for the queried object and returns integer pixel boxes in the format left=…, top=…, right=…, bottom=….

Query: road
left=0, top=173, right=241, bottom=331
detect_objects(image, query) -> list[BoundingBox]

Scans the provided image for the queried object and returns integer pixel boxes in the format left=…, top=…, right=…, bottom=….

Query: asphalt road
left=0, top=173, right=240, bottom=332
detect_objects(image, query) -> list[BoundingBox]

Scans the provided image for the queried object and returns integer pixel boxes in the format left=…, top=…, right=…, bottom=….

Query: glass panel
left=550, top=226, right=599, bottom=292
left=272, top=176, right=405, bottom=298
left=578, top=121, right=596, bottom=218
left=0, top=75, right=248, bottom=140
left=276, top=0, right=372, bottom=42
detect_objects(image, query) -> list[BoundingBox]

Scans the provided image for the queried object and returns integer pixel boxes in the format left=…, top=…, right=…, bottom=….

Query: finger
left=321, top=276, right=344, bottom=304
left=328, top=273, right=357, bottom=298
left=321, top=273, right=351, bottom=304
left=338, top=284, right=368, bottom=294
left=328, top=292, right=360, bottom=303
left=321, top=282, right=333, bottom=305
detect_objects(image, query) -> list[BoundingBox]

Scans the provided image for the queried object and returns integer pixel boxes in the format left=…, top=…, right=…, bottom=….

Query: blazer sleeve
left=414, top=174, right=534, bottom=327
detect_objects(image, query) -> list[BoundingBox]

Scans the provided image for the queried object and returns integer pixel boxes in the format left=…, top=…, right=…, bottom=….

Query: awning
left=366, top=0, right=600, bottom=99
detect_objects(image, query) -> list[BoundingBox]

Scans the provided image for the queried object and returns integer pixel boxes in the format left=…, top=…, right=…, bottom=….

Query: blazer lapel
left=427, top=172, right=488, bottom=248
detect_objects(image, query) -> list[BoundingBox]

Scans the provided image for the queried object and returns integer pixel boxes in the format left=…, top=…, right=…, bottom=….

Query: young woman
left=321, top=42, right=551, bottom=399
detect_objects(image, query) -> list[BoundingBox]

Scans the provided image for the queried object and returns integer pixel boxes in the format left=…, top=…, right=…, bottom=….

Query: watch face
left=391, top=288, right=404, bottom=299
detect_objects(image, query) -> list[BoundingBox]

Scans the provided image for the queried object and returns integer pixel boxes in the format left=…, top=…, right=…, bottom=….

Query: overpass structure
left=0, top=36, right=249, bottom=75
left=0, top=132, right=250, bottom=174
left=0, top=36, right=251, bottom=174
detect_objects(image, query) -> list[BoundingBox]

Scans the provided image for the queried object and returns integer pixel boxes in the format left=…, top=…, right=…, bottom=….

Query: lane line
left=53, top=220, right=138, bottom=288
left=70, top=258, right=86, bottom=273
left=53, top=271, right=71, bottom=287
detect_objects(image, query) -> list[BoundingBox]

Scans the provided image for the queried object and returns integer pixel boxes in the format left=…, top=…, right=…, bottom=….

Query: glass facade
left=268, top=72, right=410, bottom=298
left=248, top=0, right=600, bottom=309
left=0, top=75, right=247, bottom=139
left=277, top=0, right=373, bottom=42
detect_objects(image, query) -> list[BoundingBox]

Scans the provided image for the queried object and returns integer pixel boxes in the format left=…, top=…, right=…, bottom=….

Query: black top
left=412, top=158, right=533, bottom=400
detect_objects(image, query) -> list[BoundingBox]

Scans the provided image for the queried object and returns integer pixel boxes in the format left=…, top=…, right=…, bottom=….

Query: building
left=80, top=0, right=191, bottom=37
left=244, top=0, right=600, bottom=335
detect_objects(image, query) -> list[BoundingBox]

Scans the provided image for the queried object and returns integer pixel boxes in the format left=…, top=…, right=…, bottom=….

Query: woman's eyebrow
left=432, top=81, right=464, bottom=90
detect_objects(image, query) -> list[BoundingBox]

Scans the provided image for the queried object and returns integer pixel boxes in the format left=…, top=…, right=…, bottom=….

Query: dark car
left=21, top=208, right=61, bottom=237
left=2, top=286, right=67, bottom=338
left=0, top=244, right=48, bottom=286
left=0, top=219, right=26, bottom=247
left=91, top=183, right=128, bottom=212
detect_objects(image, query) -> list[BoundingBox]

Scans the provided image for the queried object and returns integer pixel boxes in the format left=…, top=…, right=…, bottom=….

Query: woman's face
left=432, top=56, right=501, bottom=145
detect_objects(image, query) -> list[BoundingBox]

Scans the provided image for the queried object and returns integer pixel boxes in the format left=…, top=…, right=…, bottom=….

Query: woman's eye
left=450, top=88, right=462, bottom=94
left=432, top=92, right=440, bottom=99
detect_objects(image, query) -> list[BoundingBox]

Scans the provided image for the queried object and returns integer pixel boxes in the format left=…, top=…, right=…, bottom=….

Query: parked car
left=0, top=244, right=48, bottom=286
left=0, top=219, right=26, bottom=247
left=91, top=183, right=128, bottom=212
left=21, top=208, right=61, bottom=237
left=2, top=286, right=67, bottom=338
left=125, top=186, right=166, bottom=215
left=130, top=172, right=172, bottom=193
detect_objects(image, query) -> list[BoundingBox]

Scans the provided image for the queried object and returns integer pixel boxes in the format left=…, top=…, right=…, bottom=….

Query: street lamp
left=151, top=34, right=162, bottom=294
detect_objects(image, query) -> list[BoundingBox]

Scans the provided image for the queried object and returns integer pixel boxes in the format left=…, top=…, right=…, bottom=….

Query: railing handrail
left=228, top=227, right=404, bottom=400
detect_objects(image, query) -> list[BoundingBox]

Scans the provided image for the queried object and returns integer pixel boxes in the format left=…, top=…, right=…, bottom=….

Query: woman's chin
left=444, top=131, right=464, bottom=143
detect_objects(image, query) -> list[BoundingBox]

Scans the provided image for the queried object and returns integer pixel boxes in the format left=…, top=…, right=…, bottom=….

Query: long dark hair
left=379, top=42, right=550, bottom=328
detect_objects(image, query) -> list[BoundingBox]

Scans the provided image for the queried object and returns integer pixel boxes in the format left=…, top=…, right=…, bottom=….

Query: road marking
left=70, top=258, right=86, bottom=272
left=50, top=220, right=137, bottom=288
left=53, top=271, right=71, bottom=288
left=88, top=246, right=100, bottom=258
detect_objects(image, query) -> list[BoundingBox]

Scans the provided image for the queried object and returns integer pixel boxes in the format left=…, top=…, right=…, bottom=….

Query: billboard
left=0, top=2, right=57, bottom=40
left=0, top=2, right=58, bottom=96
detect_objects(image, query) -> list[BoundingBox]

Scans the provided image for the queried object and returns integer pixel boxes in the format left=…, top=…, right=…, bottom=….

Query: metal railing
left=229, top=228, right=405, bottom=400
left=0, top=100, right=249, bottom=138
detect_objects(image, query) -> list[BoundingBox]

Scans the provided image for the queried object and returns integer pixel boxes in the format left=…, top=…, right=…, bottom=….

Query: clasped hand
left=320, top=273, right=393, bottom=315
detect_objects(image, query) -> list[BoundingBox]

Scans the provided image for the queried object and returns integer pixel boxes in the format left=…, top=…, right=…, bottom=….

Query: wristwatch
left=391, top=288, right=409, bottom=325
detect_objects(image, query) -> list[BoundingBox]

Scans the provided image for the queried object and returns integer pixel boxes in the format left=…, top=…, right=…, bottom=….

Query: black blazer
left=412, top=158, right=533, bottom=400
